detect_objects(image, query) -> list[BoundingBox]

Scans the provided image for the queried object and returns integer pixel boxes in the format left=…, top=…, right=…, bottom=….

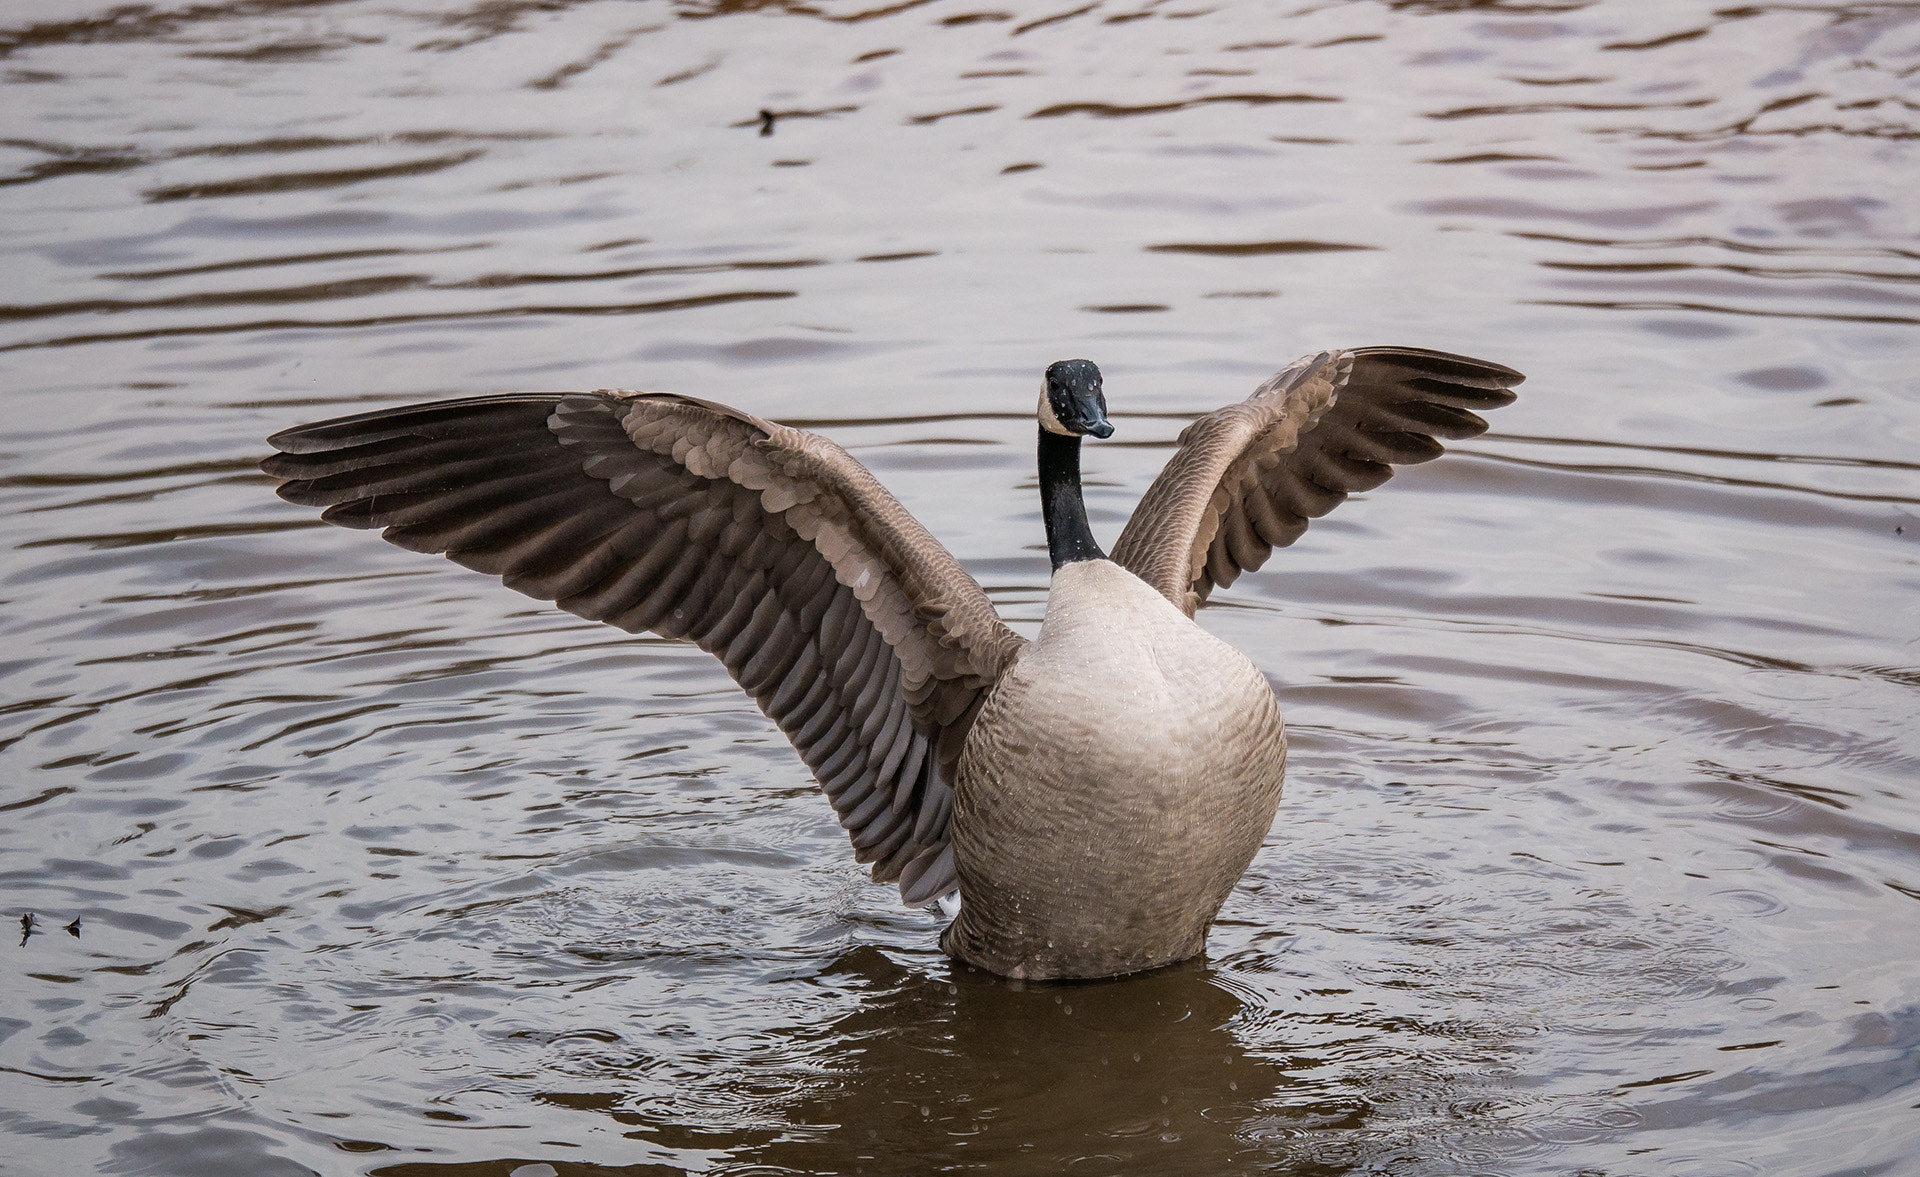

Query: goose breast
left=942, top=559, right=1287, bottom=980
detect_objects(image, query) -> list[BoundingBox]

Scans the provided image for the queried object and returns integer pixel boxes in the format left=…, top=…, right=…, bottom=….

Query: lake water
left=3, top=1, right=1918, bottom=1173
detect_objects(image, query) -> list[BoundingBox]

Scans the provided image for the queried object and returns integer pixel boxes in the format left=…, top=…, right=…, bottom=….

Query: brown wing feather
left=263, top=391, right=1027, bottom=906
left=1111, top=347, right=1522, bottom=615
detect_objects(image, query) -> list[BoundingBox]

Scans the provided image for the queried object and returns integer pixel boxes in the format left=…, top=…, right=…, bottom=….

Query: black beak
left=1066, top=389, right=1113, bottom=438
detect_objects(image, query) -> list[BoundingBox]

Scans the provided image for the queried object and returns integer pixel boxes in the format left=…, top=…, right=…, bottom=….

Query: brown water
left=4, top=1, right=1918, bottom=1173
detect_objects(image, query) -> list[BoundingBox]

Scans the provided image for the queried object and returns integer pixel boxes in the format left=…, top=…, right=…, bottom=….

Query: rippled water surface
left=4, top=1, right=1919, bottom=1173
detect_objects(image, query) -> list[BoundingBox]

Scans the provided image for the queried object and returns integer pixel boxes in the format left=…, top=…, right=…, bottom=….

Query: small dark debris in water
left=734, top=105, right=855, bottom=132
left=1001, top=161, right=1041, bottom=174
left=18, top=912, right=33, bottom=945
left=1618, top=1068, right=1714, bottom=1089
left=66, top=916, right=81, bottom=938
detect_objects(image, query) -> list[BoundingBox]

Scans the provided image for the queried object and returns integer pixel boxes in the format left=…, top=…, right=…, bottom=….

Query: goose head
left=1040, top=358, right=1114, bottom=439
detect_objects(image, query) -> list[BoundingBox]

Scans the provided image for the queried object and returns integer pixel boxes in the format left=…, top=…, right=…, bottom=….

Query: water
left=3, top=0, right=1918, bottom=1173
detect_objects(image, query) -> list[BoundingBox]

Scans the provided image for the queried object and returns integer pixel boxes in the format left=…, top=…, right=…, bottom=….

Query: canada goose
left=263, top=346, right=1520, bottom=980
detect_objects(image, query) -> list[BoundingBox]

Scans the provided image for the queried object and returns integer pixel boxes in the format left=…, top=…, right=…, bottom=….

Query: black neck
left=1039, top=428, right=1105, bottom=569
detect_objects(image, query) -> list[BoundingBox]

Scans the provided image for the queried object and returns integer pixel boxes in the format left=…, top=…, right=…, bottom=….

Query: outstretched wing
left=1111, top=347, right=1522, bottom=615
left=262, top=392, right=1027, bottom=906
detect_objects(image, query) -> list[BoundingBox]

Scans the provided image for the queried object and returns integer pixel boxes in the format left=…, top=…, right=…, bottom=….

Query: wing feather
left=1112, top=347, right=1522, bottom=613
left=263, top=390, right=1027, bottom=907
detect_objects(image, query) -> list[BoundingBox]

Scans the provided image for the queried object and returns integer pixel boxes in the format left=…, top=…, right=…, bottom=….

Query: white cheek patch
left=1038, top=385, right=1074, bottom=435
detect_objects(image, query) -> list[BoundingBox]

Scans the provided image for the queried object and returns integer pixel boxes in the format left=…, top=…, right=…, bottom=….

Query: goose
left=262, top=346, right=1520, bottom=981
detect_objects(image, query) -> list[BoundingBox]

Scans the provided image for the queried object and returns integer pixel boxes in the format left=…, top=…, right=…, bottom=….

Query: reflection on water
left=722, top=953, right=1291, bottom=1174
left=3, top=0, right=1918, bottom=1173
